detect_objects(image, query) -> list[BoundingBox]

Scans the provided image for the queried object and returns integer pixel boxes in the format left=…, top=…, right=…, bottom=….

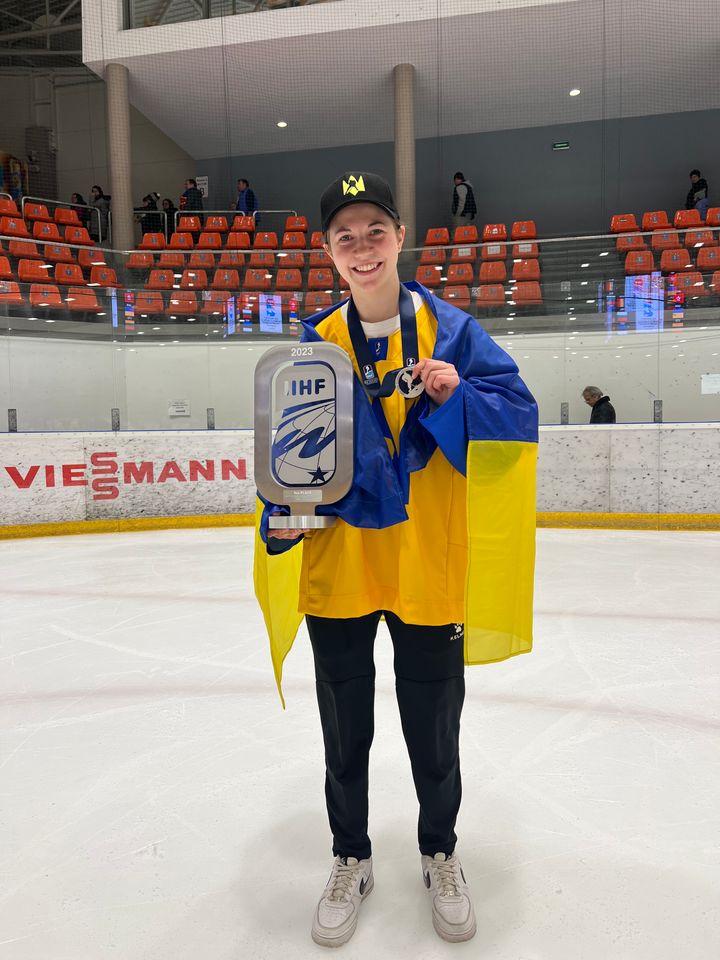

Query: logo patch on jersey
left=368, top=337, right=388, bottom=361
left=342, top=175, right=365, bottom=197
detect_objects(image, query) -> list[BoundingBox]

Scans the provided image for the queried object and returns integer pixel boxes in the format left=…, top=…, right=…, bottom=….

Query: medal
left=395, top=365, right=425, bottom=398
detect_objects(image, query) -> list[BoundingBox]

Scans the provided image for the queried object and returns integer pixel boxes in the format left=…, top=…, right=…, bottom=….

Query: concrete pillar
left=393, top=63, right=416, bottom=249
left=105, top=62, right=133, bottom=250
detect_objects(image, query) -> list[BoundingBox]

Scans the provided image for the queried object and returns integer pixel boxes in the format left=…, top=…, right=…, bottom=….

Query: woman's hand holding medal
left=412, top=359, right=460, bottom=405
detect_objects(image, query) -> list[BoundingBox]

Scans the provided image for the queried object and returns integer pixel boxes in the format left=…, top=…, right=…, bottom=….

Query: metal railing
left=21, top=194, right=104, bottom=244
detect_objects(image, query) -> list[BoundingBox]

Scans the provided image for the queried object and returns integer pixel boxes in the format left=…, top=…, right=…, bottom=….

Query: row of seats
left=616, top=228, right=719, bottom=253
left=0, top=197, right=87, bottom=228
left=611, top=208, right=720, bottom=233
left=0, top=258, right=118, bottom=287
left=0, top=282, right=101, bottom=312
left=0, top=216, right=93, bottom=246
left=625, top=247, right=720, bottom=275
left=144, top=266, right=341, bottom=292
left=416, top=259, right=541, bottom=287
left=129, top=248, right=333, bottom=269
left=424, top=221, right=537, bottom=245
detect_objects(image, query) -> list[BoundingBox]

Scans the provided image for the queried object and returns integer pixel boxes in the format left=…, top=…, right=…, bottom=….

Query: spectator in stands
left=136, top=192, right=162, bottom=235
left=89, top=185, right=110, bottom=243
left=451, top=172, right=477, bottom=230
left=686, top=169, right=710, bottom=218
left=236, top=177, right=259, bottom=224
left=180, top=177, right=204, bottom=212
left=582, top=386, right=616, bottom=423
left=162, top=197, right=177, bottom=240
left=71, top=192, right=90, bottom=229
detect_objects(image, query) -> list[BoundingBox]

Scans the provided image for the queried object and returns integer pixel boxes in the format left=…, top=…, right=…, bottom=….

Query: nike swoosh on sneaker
left=359, top=876, right=369, bottom=895
left=423, top=871, right=431, bottom=889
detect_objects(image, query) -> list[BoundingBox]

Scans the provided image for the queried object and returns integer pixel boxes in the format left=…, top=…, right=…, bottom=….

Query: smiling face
left=324, top=203, right=405, bottom=295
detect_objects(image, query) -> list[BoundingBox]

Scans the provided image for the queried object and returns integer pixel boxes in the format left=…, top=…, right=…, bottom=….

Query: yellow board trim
left=1, top=511, right=719, bottom=541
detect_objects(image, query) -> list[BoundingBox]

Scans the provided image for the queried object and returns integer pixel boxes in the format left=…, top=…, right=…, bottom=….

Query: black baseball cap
left=320, top=172, right=400, bottom=232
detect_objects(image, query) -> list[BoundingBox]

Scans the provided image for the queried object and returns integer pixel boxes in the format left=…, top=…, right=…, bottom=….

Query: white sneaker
left=421, top=852, right=477, bottom=942
left=311, top=856, right=374, bottom=948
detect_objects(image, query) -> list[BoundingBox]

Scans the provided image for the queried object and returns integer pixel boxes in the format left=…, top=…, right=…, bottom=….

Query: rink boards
left=1, top=424, right=719, bottom=536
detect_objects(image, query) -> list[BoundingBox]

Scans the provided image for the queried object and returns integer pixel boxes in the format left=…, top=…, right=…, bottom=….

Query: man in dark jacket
left=180, top=178, right=204, bottom=212
left=451, top=171, right=477, bottom=230
left=685, top=169, right=709, bottom=217
left=582, top=386, right=616, bottom=423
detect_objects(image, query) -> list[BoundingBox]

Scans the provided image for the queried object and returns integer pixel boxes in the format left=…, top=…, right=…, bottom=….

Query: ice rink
left=1, top=526, right=719, bottom=960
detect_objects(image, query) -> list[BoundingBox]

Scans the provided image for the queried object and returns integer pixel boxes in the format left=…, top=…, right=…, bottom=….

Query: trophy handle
left=268, top=514, right=337, bottom=529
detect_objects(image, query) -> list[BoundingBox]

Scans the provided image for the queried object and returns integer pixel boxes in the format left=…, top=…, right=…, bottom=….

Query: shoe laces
left=327, top=858, right=361, bottom=903
left=429, top=854, right=462, bottom=897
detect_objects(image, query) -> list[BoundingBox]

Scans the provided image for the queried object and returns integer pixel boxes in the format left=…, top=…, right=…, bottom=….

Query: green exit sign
left=552, top=141, right=570, bottom=151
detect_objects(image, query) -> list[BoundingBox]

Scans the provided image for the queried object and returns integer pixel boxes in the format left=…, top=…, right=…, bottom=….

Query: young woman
left=256, top=172, right=538, bottom=947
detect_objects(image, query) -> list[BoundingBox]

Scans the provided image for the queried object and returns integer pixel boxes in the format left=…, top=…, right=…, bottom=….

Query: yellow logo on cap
left=342, top=175, right=365, bottom=197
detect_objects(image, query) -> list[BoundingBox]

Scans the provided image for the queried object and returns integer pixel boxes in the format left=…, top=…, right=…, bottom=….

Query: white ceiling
left=85, top=0, right=720, bottom=160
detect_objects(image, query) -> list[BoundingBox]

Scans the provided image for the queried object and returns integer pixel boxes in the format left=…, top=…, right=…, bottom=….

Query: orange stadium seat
left=415, top=265, right=442, bottom=287
left=625, top=251, right=655, bottom=274
left=0, top=281, right=23, bottom=305
left=180, top=269, right=208, bottom=288
left=281, top=252, right=307, bottom=269
left=512, top=241, right=539, bottom=259
left=450, top=244, right=476, bottom=264
left=55, top=263, right=84, bottom=285
left=482, top=223, right=507, bottom=242
left=616, top=234, right=646, bottom=253
left=167, top=290, right=197, bottom=314
left=704, top=208, right=720, bottom=227
left=218, top=251, right=245, bottom=268
left=243, top=268, right=272, bottom=291
left=674, top=209, right=703, bottom=230
left=513, top=259, right=541, bottom=281
left=0, top=256, right=12, bottom=280
left=511, top=281, right=543, bottom=305
left=18, top=259, right=51, bottom=282
left=226, top=231, right=251, bottom=250
left=158, top=252, right=185, bottom=269
left=282, top=231, right=306, bottom=249
left=78, top=248, right=106, bottom=268
left=610, top=214, right=639, bottom=233
left=660, top=249, right=692, bottom=273
left=254, top=231, right=278, bottom=250
left=212, top=268, right=240, bottom=289
left=127, top=251, right=154, bottom=270
left=673, top=272, right=708, bottom=297
left=24, top=202, right=51, bottom=222
left=307, top=268, right=335, bottom=290
left=169, top=232, right=193, bottom=250
left=29, top=283, right=63, bottom=309
left=0, top=198, right=19, bottom=216
left=642, top=210, right=670, bottom=231
left=197, top=232, right=222, bottom=250
left=481, top=242, right=506, bottom=261
left=475, top=284, right=505, bottom=308
left=710, top=271, right=720, bottom=292
left=453, top=225, right=478, bottom=244
left=33, top=220, right=62, bottom=240
left=511, top=220, right=537, bottom=240
left=205, top=215, right=228, bottom=232
left=139, top=232, right=165, bottom=250
left=441, top=285, right=470, bottom=309
left=9, top=239, right=40, bottom=259
left=90, top=265, right=121, bottom=288
left=64, top=226, right=93, bottom=246
left=419, top=248, right=445, bottom=266
left=0, top=216, right=30, bottom=238
left=135, top=290, right=165, bottom=315
left=424, top=227, right=450, bottom=246
left=479, top=261, right=506, bottom=283
left=276, top=268, right=302, bottom=290
left=45, top=243, right=75, bottom=263
left=231, top=215, right=255, bottom=233
left=146, top=269, right=175, bottom=289
left=697, top=248, right=720, bottom=272
left=310, top=231, right=324, bottom=249
left=305, top=292, right=333, bottom=312
left=447, top=263, right=474, bottom=285
left=54, top=207, right=81, bottom=227
left=685, top=230, right=716, bottom=249
left=188, top=251, right=216, bottom=269
left=66, top=286, right=100, bottom=312
left=305, top=250, right=328, bottom=268
left=202, top=291, right=233, bottom=314
left=650, top=230, right=681, bottom=252
left=286, top=216, right=308, bottom=232
left=249, top=251, right=275, bottom=269
left=177, top=215, right=201, bottom=233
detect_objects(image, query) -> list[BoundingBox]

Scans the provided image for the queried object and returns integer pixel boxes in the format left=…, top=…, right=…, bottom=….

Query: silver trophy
left=254, top=342, right=354, bottom=529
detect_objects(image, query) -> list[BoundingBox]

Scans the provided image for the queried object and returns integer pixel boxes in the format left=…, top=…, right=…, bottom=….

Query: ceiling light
left=277, top=121, right=288, bottom=128
left=569, top=88, right=581, bottom=97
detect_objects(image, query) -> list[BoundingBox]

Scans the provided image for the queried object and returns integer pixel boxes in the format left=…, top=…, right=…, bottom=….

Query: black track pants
left=306, top=610, right=465, bottom=861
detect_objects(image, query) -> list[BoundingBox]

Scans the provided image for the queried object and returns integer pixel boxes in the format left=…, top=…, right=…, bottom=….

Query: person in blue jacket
left=255, top=172, right=538, bottom=948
